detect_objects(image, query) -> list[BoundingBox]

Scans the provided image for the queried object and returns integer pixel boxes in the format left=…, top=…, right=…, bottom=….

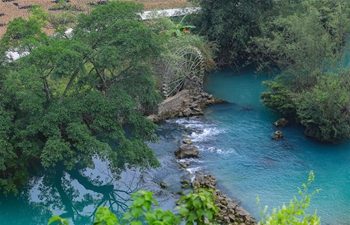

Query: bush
left=296, top=73, right=350, bottom=142
left=258, top=171, right=321, bottom=225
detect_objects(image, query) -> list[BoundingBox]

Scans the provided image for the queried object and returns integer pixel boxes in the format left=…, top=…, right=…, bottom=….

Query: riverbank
left=149, top=89, right=257, bottom=224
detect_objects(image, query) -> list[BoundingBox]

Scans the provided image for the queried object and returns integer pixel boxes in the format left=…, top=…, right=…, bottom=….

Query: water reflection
left=0, top=158, right=144, bottom=225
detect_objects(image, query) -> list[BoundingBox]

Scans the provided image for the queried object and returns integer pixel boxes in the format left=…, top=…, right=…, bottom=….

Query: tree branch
left=59, top=68, right=79, bottom=103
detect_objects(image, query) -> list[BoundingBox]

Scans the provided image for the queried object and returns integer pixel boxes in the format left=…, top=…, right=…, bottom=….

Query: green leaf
left=131, top=220, right=142, bottom=225
left=47, top=215, right=69, bottom=225
left=192, top=198, right=202, bottom=209
left=133, top=196, right=145, bottom=207
left=94, top=207, right=118, bottom=225
left=179, top=207, right=189, bottom=216
left=131, top=207, right=144, bottom=218
left=144, top=212, right=157, bottom=223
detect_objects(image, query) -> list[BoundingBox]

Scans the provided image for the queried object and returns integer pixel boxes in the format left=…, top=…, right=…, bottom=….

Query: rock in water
left=182, top=139, right=192, bottom=144
left=160, top=181, right=168, bottom=188
left=174, top=144, right=199, bottom=159
left=274, top=118, right=289, bottom=127
left=271, top=130, right=284, bottom=139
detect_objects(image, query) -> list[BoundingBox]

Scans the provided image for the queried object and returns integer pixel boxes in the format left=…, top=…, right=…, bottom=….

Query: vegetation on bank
left=48, top=172, right=320, bottom=225
left=0, top=1, right=215, bottom=195
left=190, top=0, right=350, bottom=142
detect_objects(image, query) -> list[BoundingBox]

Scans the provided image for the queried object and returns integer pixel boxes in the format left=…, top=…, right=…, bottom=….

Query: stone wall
left=157, top=89, right=190, bottom=118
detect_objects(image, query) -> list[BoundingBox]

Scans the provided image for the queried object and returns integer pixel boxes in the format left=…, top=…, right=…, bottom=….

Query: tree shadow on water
left=0, top=160, right=144, bottom=225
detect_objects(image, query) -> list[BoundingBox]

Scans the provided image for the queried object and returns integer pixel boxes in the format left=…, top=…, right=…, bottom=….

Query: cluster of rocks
left=178, top=92, right=227, bottom=117
left=148, top=90, right=228, bottom=122
left=154, top=89, right=256, bottom=224
left=172, top=137, right=256, bottom=225
left=192, top=172, right=257, bottom=225
left=271, top=118, right=289, bottom=140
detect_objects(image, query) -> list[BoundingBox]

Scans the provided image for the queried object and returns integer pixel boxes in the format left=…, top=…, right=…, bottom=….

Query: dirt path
left=0, top=0, right=192, bottom=37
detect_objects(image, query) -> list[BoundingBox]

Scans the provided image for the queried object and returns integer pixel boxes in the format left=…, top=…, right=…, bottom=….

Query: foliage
left=147, top=16, right=216, bottom=72
left=251, top=0, right=347, bottom=85
left=146, top=15, right=216, bottom=91
left=296, top=73, right=350, bottom=142
left=48, top=176, right=321, bottom=225
left=0, top=14, right=48, bottom=52
left=254, top=0, right=350, bottom=142
left=176, top=188, right=219, bottom=225
left=0, top=1, right=163, bottom=194
left=188, top=0, right=274, bottom=66
left=46, top=11, right=78, bottom=32
left=28, top=5, right=48, bottom=28
left=165, top=15, right=196, bottom=37
left=257, top=171, right=321, bottom=225
left=48, top=188, right=219, bottom=225
left=260, top=81, right=297, bottom=119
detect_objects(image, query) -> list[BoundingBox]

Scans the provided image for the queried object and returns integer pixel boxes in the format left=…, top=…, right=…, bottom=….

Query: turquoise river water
left=0, top=69, right=349, bottom=224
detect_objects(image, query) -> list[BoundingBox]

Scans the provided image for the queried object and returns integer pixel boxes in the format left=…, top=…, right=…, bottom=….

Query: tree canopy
left=189, top=0, right=274, bottom=66
left=190, top=0, right=350, bottom=142
left=0, top=1, right=163, bottom=194
left=255, top=0, right=350, bottom=142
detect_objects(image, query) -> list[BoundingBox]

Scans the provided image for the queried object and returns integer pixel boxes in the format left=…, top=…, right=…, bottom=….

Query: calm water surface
left=197, top=69, right=350, bottom=224
left=0, top=69, right=349, bottom=225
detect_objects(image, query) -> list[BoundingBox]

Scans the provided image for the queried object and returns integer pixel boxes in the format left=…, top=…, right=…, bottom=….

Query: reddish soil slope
left=0, top=0, right=191, bottom=37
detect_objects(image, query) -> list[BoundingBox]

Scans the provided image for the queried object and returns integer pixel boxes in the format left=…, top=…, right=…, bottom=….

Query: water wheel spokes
left=163, top=46, right=204, bottom=99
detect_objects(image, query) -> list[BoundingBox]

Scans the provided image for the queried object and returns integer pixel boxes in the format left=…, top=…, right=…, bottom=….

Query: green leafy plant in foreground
left=48, top=189, right=219, bottom=225
left=257, top=171, right=321, bottom=225
left=48, top=172, right=321, bottom=225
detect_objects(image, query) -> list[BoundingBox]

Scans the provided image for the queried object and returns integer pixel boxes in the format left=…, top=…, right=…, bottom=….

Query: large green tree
left=188, top=0, right=274, bottom=66
left=0, top=1, right=163, bottom=194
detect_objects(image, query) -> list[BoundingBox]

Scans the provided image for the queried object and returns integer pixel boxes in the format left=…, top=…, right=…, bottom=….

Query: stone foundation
left=148, top=89, right=228, bottom=122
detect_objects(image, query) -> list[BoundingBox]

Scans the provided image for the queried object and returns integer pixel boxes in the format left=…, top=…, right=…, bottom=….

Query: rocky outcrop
left=147, top=90, right=228, bottom=122
left=192, top=172, right=257, bottom=225
left=174, top=144, right=199, bottom=159
left=274, top=118, right=289, bottom=127
left=271, top=130, right=284, bottom=139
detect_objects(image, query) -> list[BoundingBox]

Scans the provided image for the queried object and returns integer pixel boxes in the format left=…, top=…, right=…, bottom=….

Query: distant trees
left=188, top=0, right=274, bottom=66
left=192, top=0, right=350, bottom=142
left=255, top=0, right=350, bottom=142
left=0, top=1, right=163, bottom=194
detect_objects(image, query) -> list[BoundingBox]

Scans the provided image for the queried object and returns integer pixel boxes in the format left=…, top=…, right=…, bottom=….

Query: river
left=0, top=69, right=349, bottom=225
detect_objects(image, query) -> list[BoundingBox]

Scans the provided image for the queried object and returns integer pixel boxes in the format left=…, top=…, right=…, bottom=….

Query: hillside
left=0, top=0, right=191, bottom=37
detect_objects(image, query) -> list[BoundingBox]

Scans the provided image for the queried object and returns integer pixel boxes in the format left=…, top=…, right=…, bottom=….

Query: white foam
left=177, top=158, right=203, bottom=163
left=189, top=127, right=222, bottom=142
left=199, top=146, right=238, bottom=155
left=186, top=167, right=202, bottom=182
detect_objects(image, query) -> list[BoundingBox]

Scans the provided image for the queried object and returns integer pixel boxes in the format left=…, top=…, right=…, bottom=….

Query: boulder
left=271, top=130, right=284, bottom=139
left=183, top=139, right=192, bottom=144
left=174, top=144, right=199, bottom=159
left=273, top=118, right=289, bottom=127
left=160, top=181, right=167, bottom=188
left=178, top=161, right=190, bottom=168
